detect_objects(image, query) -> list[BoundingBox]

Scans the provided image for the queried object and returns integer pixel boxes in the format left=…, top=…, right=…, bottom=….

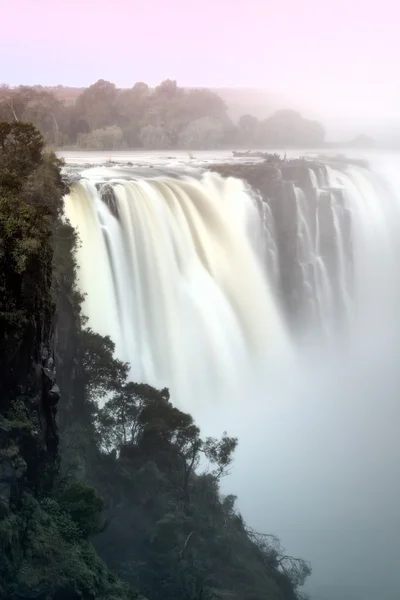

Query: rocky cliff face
left=211, top=158, right=353, bottom=334
left=0, top=123, right=138, bottom=600
left=0, top=125, right=63, bottom=516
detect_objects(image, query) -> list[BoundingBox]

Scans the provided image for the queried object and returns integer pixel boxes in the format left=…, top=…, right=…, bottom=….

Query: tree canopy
left=0, top=81, right=326, bottom=149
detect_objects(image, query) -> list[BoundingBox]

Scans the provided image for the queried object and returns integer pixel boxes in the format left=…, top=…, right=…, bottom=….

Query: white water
left=62, top=154, right=400, bottom=600
left=64, top=171, right=290, bottom=408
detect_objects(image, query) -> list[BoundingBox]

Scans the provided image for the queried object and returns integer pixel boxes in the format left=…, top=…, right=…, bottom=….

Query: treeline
left=0, top=80, right=325, bottom=149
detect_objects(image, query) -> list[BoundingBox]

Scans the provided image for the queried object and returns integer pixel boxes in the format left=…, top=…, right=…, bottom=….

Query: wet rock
left=209, top=158, right=354, bottom=331
left=47, top=383, right=61, bottom=406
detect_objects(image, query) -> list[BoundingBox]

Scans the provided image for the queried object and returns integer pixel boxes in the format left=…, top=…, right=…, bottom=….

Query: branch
left=6, top=99, right=19, bottom=122
left=179, top=531, right=194, bottom=560
left=50, top=112, right=59, bottom=131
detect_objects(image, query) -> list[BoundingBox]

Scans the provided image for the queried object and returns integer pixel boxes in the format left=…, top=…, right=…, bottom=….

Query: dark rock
left=100, top=183, right=119, bottom=219
left=47, top=383, right=61, bottom=406
left=0, top=460, right=16, bottom=507
left=42, top=366, right=56, bottom=382
left=210, top=158, right=354, bottom=332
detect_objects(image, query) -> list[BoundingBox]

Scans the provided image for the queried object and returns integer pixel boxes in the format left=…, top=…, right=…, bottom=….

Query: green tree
left=0, top=122, right=66, bottom=399
left=0, top=121, right=44, bottom=191
left=97, top=383, right=237, bottom=498
left=0, top=87, right=66, bottom=144
left=80, top=328, right=129, bottom=401
left=78, top=125, right=124, bottom=149
left=116, top=82, right=150, bottom=146
left=56, top=481, right=104, bottom=538
left=74, top=79, right=118, bottom=131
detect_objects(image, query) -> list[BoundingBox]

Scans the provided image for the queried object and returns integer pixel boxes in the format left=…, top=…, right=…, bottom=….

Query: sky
left=2, top=0, right=400, bottom=133
left=4, top=2, right=400, bottom=596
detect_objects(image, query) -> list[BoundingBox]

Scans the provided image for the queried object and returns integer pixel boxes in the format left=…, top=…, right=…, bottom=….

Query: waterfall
left=63, top=156, right=400, bottom=599
left=64, top=171, right=290, bottom=407
left=64, top=160, right=400, bottom=371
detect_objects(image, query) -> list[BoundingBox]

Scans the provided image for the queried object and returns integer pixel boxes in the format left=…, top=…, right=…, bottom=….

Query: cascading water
left=64, top=170, right=290, bottom=408
left=63, top=156, right=400, bottom=600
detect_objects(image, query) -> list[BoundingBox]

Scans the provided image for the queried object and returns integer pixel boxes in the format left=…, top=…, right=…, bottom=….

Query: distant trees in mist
left=0, top=80, right=326, bottom=150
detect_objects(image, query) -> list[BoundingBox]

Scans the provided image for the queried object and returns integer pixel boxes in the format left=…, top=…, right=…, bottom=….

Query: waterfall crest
left=64, top=171, right=289, bottom=406
left=64, top=159, right=400, bottom=403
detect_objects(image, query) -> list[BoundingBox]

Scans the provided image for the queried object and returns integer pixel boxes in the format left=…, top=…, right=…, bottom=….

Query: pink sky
left=2, top=0, right=400, bottom=125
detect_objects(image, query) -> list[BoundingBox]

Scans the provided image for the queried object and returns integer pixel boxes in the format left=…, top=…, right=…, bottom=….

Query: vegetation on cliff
left=0, top=81, right=325, bottom=150
left=0, top=122, right=312, bottom=599
left=0, top=122, right=138, bottom=600
left=58, top=326, right=311, bottom=600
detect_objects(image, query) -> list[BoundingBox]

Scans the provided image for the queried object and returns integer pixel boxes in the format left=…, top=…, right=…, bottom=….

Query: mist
left=2, top=0, right=400, bottom=598
left=59, top=156, right=400, bottom=599
left=3, top=0, right=400, bottom=144
left=201, top=337, right=400, bottom=600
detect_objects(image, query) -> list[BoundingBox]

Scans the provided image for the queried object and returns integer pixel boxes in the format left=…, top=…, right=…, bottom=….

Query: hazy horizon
left=2, top=0, right=400, bottom=141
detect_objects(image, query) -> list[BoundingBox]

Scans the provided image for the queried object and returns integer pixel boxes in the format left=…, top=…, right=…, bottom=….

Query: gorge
left=63, top=152, right=400, bottom=600
left=2, top=130, right=400, bottom=600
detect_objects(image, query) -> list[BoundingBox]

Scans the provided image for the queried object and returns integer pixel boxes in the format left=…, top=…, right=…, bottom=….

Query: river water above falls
left=61, top=150, right=400, bottom=600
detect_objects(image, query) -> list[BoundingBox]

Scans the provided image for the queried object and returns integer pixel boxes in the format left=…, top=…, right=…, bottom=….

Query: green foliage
left=78, top=125, right=124, bottom=150
left=0, top=121, right=142, bottom=600
left=63, top=328, right=304, bottom=599
left=74, top=79, right=119, bottom=132
left=203, top=433, right=238, bottom=478
left=5, top=399, right=32, bottom=429
left=0, top=86, right=66, bottom=145
left=81, top=328, right=129, bottom=400
left=1, top=81, right=325, bottom=149
left=0, top=122, right=66, bottom=403
left=56, top=482, right=104, bottom=538
left=96, top=379, right=237, bottom=497
left=53, top=299, right=308, bottom=600
left=40, top=496, right=81, bottom=542
left=0, top=122, right=44, bottom=191
left=0, top=494, right=138, bottom=600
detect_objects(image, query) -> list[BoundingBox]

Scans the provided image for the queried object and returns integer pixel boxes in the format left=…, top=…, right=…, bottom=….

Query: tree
left=246, top=527, right=312, bottom=596
left=0, top=87, right=66, bottom=144
left=0, top=122, right=66, bottom=401
left=153, top=79, right=182, bottom=101
left=56, top=481, right=104, bottom=538
left=261, top=109, right=325, bottom=147
left=0, top=121, right=44, bottom=191
left=97, top=381, right=147, bottom=450
left=178, top=116, right=227, bottom=149
left=238, top=113, right=260, bottom=145
left=77, top=125, right=124, bottom=150
left=80, top=328, right=129, bottom=402
left=115, top=82, right=150, bottom=146
left=139, top=123, right=169, bottom=148
left=97, top=382, right=237, bottom=499
left=203, top=433, right=238, bottom=478
left=184, top=89, right=228, bottom=122
left=74, top=79, right=118, bottom=131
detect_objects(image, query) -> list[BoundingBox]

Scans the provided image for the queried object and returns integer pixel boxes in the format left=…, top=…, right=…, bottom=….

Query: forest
left=0, top=80, right=326, bottom=150
left=0, top=121, right=312, bottom=599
